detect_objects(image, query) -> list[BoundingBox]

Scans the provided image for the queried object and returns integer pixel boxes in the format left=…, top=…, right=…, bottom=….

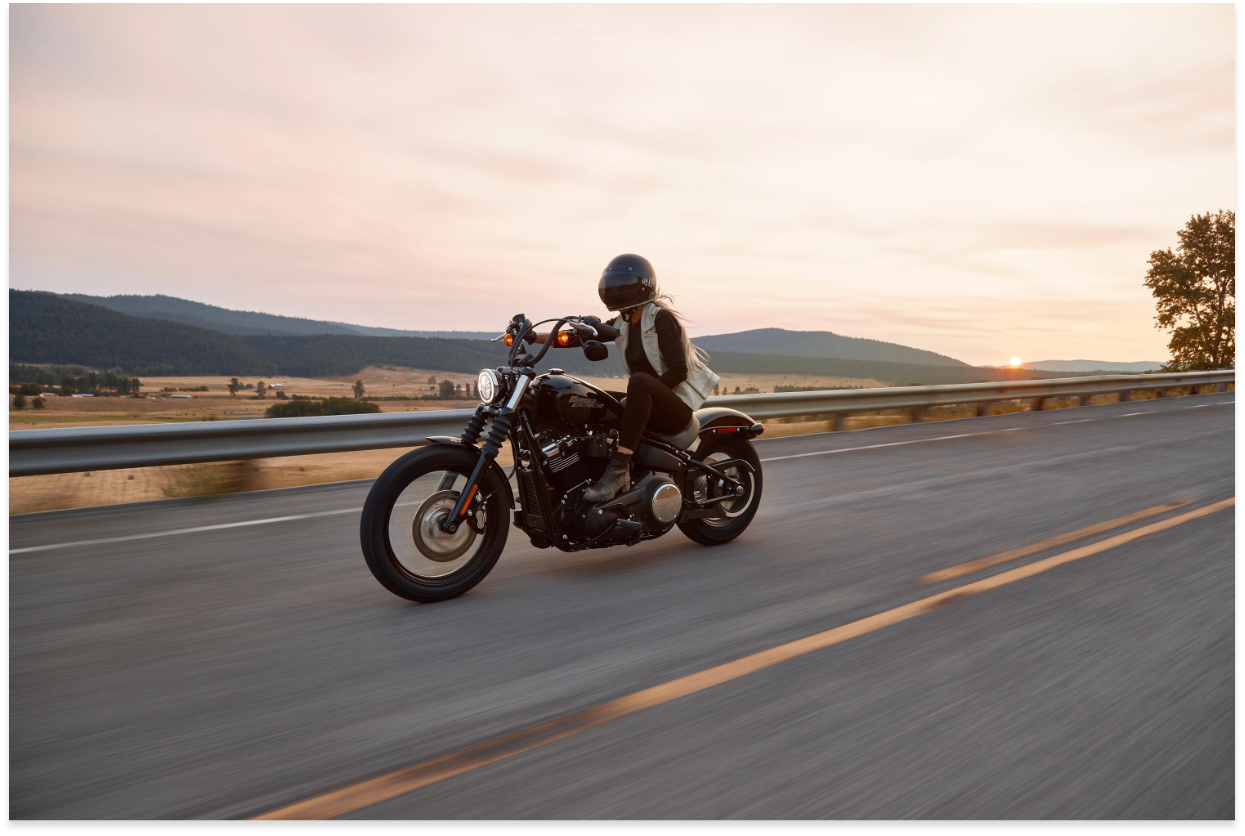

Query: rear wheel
left=677, top=436, right=763, bottom=546
left=360, top=445, right=510, bottom=602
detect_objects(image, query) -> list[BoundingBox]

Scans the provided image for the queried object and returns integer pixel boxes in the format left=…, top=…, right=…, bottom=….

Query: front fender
left=425, top=436, right=515, bottom=509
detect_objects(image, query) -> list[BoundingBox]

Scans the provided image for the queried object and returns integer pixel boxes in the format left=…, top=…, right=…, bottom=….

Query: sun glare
left=1009, top=356, right=1022, bottom=367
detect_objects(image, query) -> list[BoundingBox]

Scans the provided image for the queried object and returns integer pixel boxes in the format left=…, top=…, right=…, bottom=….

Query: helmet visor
left=599, top=271, right=654, bottom=311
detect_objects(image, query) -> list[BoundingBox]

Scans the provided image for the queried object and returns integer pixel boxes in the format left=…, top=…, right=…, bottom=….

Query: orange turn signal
left=504, top=334, right=514, bottom=347
left=557, top=330, right=571, bottom=346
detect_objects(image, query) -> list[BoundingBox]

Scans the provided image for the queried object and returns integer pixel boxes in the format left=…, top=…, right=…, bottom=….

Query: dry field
left=7, top=447, right=518, bottom=516
left=9, top=366, right=885, bottom=431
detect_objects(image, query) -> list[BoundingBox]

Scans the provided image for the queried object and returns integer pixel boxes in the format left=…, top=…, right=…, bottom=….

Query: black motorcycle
left=360, top=313, right=764, bottom=602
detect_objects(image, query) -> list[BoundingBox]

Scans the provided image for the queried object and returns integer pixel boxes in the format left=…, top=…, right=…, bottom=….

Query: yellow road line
left=255, top=496, right=1234, bottom=820
left=919, top=500, right=1191, bottom=583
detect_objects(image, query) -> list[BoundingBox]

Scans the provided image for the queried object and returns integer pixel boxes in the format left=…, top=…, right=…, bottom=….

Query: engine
left=537, top=429, right=612, bottom=498
left=534, top=427, right=683, bottom=545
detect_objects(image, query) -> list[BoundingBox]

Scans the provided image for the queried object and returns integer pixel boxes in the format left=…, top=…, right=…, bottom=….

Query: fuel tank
left=525, top=372, right=623, bottom=428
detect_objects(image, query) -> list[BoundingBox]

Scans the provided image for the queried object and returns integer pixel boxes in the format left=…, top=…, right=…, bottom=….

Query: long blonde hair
left=651, top=293, right=711, bottom=365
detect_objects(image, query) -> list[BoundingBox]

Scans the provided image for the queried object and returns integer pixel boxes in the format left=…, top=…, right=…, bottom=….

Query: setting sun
left=1009, top=356, right=1022, bottom=367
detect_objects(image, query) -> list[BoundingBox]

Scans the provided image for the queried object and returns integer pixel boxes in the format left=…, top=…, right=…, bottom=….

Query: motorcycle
left=360, top=312, right=764, bottom=602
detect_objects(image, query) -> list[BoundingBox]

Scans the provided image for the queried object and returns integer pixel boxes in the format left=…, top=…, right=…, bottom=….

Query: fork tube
left=440, top=375, right=530, bottom=532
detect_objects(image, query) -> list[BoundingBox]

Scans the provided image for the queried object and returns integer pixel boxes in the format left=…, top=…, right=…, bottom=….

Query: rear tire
left=360, top=445, right=510, bottom=602
left=677, top=436, right=763, bottom=546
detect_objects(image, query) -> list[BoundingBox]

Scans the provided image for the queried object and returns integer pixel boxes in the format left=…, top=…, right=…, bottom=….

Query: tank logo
left=569, top=395, right=603, bottom=410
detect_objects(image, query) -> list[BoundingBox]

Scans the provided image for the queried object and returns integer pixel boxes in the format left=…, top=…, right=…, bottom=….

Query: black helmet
left=598, top=254, right=657, bottom=311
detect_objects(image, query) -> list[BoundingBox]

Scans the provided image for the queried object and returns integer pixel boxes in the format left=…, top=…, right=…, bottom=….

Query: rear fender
left=692, top=407, right=764, bottom=441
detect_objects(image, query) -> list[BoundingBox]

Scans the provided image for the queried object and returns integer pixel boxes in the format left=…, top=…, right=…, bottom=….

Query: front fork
left=439, top=373, right=531, bottom=534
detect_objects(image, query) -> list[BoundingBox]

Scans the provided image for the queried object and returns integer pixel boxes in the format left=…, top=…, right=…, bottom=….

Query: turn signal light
left=504, top=334, right=514, bottom=347
left=557, top=330, right=571, bottom=346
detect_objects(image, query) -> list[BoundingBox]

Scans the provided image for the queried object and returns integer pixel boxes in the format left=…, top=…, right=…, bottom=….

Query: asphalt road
left=10, top=393, right=1235, bottom=819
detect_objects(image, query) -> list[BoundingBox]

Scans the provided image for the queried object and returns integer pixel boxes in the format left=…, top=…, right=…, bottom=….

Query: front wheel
left=360, top=445, right=510, bottom=602
left=677, top=436, right=763, bottom=546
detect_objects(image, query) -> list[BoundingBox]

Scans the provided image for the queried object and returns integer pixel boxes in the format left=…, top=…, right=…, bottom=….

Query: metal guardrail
left=9, top=371, right=1233, bottom=477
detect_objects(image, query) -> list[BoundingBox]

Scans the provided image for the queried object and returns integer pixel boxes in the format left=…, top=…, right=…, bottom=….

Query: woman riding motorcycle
left=584, top=254, right=721, bottom=502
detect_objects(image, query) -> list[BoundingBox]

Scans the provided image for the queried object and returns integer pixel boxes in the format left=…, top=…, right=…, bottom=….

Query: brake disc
left=412, top=489, right=478, bottom=562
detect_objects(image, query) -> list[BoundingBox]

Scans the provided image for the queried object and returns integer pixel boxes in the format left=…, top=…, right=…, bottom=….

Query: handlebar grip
left=593, top=321, right=620, bottom=341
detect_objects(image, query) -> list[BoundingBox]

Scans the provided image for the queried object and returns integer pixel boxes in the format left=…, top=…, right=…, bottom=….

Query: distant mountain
left=56, top=293, right=496, bottom=340
left=12, top=291, right=271, bottom=375
left=11, top=291, right=518, bottom=377
left=694, top=328, right=968, bottom=367
left=13, top=290, right=1086, bottom=387
left=1020, top=360, right=1165, bottom=373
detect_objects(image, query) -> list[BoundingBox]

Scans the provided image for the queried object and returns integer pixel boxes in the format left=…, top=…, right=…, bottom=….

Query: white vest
left=612, top=302, right=720, bottom=410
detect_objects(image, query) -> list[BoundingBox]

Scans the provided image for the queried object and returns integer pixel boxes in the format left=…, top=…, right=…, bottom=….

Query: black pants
left=608, top=372, right=693, bottom=452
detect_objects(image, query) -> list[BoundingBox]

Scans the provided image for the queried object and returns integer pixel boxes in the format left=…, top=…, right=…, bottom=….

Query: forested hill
left=12, top=291, right=269, bottom=375
left=695, top=328, right=968, bottom=367
left=57, top=292, right=495, bottom=340
left=12, top=290, right=1080, bottom=385
left=10, top=290, right=600, bottom=377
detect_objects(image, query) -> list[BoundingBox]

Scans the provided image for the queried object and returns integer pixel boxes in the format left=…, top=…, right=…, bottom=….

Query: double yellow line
left=256, top=496, right=1233, bottom=819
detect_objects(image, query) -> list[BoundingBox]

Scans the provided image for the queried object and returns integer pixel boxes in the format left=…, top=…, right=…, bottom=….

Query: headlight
left=477, top=369, right=500, bottom=404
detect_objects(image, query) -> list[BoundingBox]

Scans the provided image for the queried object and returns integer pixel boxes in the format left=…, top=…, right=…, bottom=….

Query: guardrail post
left=1119, top=390, right=1130, bottom=403
left=1078, top=394, right=1092, bottom=407
left=1155, top=388, right=1167, bottom=399
left=831, top=413, right=845, bottom=432
left=909, top=406, right=923, bottom=423
left=1216, top=383, right=1227, bottom=393
left=1032, top=397, right=1046, bottom=411
left=974, top=402, right=989, bottom=417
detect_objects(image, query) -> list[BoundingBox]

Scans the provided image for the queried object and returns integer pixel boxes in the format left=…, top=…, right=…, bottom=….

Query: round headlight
left=477, top=369, right=499, bottom=404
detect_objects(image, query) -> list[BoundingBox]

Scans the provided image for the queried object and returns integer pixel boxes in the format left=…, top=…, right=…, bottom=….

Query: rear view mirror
left=582, top=340, right=608, bottom=362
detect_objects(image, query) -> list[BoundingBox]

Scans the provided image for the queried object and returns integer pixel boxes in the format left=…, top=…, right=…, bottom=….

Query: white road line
left=13, top=398, right=1234, bottom=555
left=760, top=428, right=1021, bottom=463
left=9, top=509, right=360, bottom=555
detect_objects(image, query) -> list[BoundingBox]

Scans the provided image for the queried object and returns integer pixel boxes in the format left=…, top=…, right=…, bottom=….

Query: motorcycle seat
left=646, top=415, right=701, bottom=449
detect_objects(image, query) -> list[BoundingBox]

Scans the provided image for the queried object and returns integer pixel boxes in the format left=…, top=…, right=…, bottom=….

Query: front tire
left=677, top=436, right=763, bottom=546
left=360, top=445, right=510, bottom=602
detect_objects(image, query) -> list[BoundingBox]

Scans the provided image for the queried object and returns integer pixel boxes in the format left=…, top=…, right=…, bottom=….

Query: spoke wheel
left=361, top=446, right=510, bottom=602
left=678, top=436, right=763, bottom=546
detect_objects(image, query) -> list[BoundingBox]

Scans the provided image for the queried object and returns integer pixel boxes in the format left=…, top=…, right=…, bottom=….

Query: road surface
left=10, top=392, right=1235, bottom=818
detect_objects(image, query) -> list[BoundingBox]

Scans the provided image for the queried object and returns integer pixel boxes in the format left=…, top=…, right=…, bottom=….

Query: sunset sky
left=10, top=4, right=1235, bottom=365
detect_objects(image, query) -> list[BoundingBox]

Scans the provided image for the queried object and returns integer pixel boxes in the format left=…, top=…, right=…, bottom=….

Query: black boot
left=584, top=450, right=632, bottom=502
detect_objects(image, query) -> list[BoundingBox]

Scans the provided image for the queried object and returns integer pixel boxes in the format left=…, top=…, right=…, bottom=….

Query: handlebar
left=506, top=314, right=619, bottom=368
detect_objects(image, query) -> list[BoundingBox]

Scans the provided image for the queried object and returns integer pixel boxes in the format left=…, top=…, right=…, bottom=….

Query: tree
left=428, top=375, right=437, bottom=384
left=13, top=394, right=27, bottom=409
left=129, top=377, right=141, bottom=396
left=228, top=377, right=241, bottom=397
left=32, top=397, right=45, bottom=410
left=255, top=381, right=267, bottom=398
left=353, top=379, right=366, bottom=399
left=438, top=379, right=456, bottom=399
left=275, top=390, right=288, bottom=399
left=1144, top=210, right=1235, bottom=370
